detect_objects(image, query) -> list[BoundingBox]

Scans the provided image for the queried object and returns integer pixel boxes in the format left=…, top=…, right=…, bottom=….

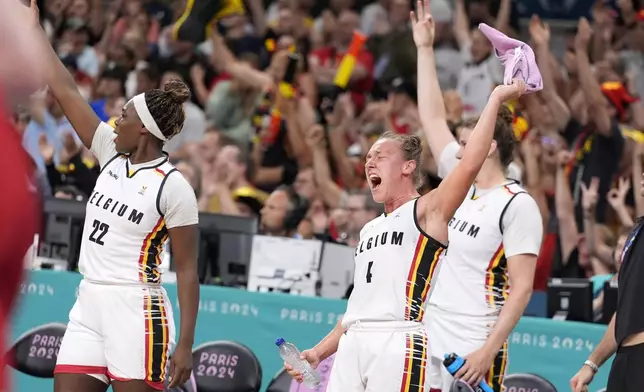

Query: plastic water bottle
left=443, top=353, right=494, bottom=392
left=276, top=338, right=321, bottom=388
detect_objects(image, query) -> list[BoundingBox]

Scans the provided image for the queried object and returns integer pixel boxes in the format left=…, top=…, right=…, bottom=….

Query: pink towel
left=478, top=23, right=543, bottom=93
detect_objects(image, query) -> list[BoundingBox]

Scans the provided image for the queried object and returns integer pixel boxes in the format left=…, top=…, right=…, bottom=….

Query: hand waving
left=580, top=177, right=599, bottom=213
left=410, top=0, right=435, bottom=48
left=490, top=79, right=527, bottom=104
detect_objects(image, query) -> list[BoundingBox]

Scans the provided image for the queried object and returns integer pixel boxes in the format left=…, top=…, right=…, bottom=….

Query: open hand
left=410, top=0, right=435, bottom=48
left=490, top=79, right=527, bottom=104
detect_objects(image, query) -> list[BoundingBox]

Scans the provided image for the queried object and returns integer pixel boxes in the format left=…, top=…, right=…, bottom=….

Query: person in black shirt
left=570, top=213, right=644, bottom=391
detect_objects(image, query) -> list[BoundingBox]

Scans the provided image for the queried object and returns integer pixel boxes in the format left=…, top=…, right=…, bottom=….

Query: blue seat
left=191, top=340, right=262, bottom=392
left=503, top=373, right=557, bottom=392
left=8, top=322, right=67, bottom=378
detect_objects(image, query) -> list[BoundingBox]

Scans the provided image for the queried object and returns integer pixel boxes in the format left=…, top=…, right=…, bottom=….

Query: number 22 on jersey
left=88, top=219, right=110, bottom=245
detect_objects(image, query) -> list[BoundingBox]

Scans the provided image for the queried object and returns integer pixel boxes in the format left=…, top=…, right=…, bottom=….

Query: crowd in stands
left=11, top=0, right=644, bottom=317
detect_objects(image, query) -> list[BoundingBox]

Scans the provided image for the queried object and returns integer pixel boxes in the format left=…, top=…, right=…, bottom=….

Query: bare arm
left=216, top=186, right=242, bottom=216
left=312, top=320, right=344, bottom=361
left=245, top=0, right=267, bottom=37
left=280, top=96, right=312, bottom=167
left=493, top=0, right=512, bottom=34
left=555, top=152, right=580, bottom=262
left=529, top=16, right=570, bottom=131
left=589, top=314, right=617, bottom=367
left=38, top=28, right=101, bottom=148
left=307, top=125, right=343, bottom=208
left=425, top=84, right=525, bottom=238
left=580, top=178, right=615, bottom=266
left=453, top=0, right=471, bottom=49
left=519, top=132, right=549, bottom=228
left=210, top=30, right=273, bottom=91
left=484, top=254, right=536, bottom=353
left=575, top=19, right=612, bottom=136
left=328, top=122, right=359, bottom=189
left=416, top=46, right=456, bottom=162
left=168, top=224, right=199, bottom=349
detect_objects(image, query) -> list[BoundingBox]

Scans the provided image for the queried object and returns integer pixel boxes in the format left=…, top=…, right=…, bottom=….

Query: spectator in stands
left=260, top=186, right=309, bottom=238
left=160, top=71, right=207, bottom=154
left=174, top=159, right=201, bottom=198
left=38, top=132, right=98, bottom=199
left=293, top=167, right=317, bottom=200
left=90, top=65, right=127, bottom=122
left=204, top=53, right=261, bottom=143
left=200, top=141, right=268, bottom=215
left=56, top=18, right=100, bottom=79
left=309, top=9, right=374, bottom=110
left=453, top=0, right=507, bottom=119
left=23, top=90, right=78, bottom=177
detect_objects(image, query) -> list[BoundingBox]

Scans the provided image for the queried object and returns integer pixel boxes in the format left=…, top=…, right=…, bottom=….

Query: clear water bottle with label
left=276, top=338, right=321, bottom=388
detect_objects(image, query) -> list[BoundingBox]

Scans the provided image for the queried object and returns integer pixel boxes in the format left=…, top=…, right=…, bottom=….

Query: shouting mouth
left=369, top=174, right=382, bottom=190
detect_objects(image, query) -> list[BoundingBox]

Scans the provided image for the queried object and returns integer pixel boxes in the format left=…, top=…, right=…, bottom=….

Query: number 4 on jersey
left=366, top=261, right=374, bottom=283
left=89, top=219, right=109, bottom=245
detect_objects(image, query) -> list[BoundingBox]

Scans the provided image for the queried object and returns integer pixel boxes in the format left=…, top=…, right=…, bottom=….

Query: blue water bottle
left=443, top=353, right=494, bottom=392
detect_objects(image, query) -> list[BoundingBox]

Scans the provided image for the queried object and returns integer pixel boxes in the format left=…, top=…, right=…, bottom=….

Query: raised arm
left=24, top=2, right=100, bottom=149
left=574, top=18, right=612, bottom=136
left=581, top=177, right=615, bottom=266
left=529, top=16, right=570, bottom=131
left=210, top=28, right=273, bottom=91
left=411, top=0, right=456, bottom=161
left=0, top=0, right=52, bottom=103
left=555, top=150, right=580, bottom=264
left=424, top=81, right=526, bottom=240
left=453, top=0, right=471, bottom=49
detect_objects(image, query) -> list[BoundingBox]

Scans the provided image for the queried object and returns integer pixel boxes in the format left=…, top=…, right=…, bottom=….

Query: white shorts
left=55, top=279, right=176, bottom=390
left=425, top=307, right=508, bottom=392
left=327, top=321, right=429, bottom=392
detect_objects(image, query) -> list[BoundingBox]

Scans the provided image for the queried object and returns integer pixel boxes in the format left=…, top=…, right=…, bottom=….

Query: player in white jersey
left=412, top=1, right=544, bottom=390
left=285, top=31, right=526, bottom=392
left=27, top=8, right=200, bottom=391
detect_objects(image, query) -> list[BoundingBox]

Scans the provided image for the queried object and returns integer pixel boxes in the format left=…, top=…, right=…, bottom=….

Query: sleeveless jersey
left=78, top=154, right=177, bottom=285
left=343, top=198, right=446, bottom=327
left=428, top=182, right=527, bottom=317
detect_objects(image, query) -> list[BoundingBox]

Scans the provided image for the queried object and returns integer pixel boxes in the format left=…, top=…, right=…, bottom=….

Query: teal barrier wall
left=12, top=270, right=611, bottom=391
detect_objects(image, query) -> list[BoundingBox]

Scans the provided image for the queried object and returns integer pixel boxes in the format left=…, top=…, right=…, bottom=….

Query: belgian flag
left=173, top=0, right=245, bottom=43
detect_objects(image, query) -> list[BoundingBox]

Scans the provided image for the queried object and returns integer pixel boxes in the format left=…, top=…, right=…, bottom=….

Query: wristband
left=584, top=360, right=599, bottom=373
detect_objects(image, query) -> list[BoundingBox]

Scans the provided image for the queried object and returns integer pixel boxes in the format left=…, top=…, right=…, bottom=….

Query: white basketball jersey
left=79, top=154, right=177, bottom=285
left=343, top=198, right=446, bottom=327
left=428, top=182, right=527, bottom=316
